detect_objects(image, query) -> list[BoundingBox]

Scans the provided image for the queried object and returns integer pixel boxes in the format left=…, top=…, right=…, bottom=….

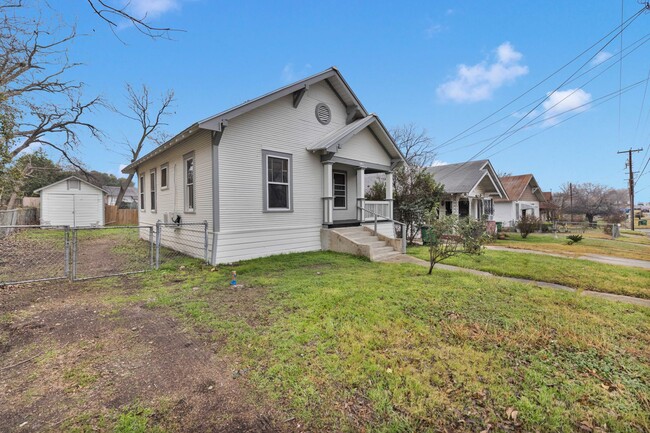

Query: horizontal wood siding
left=136, top=130, right=214, bottom=258
left=40, top=181, right=105, bottom=227
left=335, top=128, right=392, bottom=166
left=215, top=81, right=348, bottom=263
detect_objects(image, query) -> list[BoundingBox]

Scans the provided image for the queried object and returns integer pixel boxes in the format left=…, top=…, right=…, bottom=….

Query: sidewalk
left=485, top=245, right=650, bottom=269
left=380, top=254, right=650, bottom=308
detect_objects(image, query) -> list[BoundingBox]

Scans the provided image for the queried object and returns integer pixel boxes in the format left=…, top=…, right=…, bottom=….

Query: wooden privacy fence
left=104, top=205, right=138, bottom=225
left=0, top=208, right=38, bottom=226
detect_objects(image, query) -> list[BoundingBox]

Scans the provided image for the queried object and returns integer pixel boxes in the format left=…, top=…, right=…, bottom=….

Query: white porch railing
left=363, top=201, right=391, bottom=221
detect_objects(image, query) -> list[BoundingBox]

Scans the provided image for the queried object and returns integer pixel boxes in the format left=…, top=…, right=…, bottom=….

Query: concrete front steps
left=322, top=225, right=403, bottom=261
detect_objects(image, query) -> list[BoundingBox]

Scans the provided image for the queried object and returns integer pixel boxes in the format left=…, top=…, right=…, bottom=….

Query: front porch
left=321, top=161, right=395, bottom=227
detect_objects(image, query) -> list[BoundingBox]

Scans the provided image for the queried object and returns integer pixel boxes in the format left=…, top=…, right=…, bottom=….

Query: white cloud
left=424, top=23, right=444, bottom=38
left=431, top=160, right=449, bottom=167
left=436, top=42, right=529, bottom=103
left=280, top=63, right=312, bottom=84
left=125, top=0, right=181, bottom=20
left=117, top=164, right=127, bottom=176
left=542, top=88, right=592, bottom=126
left=591, top=51, right=613, bottom=66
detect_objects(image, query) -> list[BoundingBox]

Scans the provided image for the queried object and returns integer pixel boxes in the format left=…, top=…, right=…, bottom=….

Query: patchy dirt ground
left=0, top=277, right=289, bottom=432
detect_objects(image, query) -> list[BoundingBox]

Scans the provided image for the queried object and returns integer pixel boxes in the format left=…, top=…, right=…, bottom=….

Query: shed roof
left=102, top=186, right=138, bottom=197
left=33, top=176, right=106, bottom=195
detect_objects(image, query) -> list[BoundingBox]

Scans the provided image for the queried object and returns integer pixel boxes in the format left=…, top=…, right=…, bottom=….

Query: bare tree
left=391, top=123, right=436, bottom=167
left=0, top=3, right=104, bottom=208
left=114, top=84, right=174, bottom=207
left=557, top=182, right=627, bottom=224
left=86, top=0, right=182, bottom=39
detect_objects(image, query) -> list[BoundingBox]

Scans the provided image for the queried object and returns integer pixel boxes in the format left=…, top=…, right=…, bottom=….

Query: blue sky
left=46, top=1, right=650, bottom=200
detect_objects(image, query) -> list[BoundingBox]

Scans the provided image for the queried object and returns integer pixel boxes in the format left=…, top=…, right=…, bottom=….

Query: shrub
left=566, top=234, right=583, bottom=245
left=603, top=212, right=627, bottom=235
left=516, top=215, right=539, bottom=238
left=424, top=211, right=488, bottom=273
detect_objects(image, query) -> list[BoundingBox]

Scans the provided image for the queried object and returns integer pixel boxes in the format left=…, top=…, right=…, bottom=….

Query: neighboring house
left=34, top=176, right=106, bottom=227
left=540, top=191, right=559, bottom=221
left=493, top=174, right=547, bottom=226
left=426, top=160, right=508, bottom=219
left=103, top=186, right=139, bottom=208
left=122, top=67, right=406, bottom=264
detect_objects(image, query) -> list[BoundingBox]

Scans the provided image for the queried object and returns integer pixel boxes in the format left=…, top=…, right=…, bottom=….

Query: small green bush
left=516, top=215, right=540, bottom=239
left=566, top=234, right=583, bottom=245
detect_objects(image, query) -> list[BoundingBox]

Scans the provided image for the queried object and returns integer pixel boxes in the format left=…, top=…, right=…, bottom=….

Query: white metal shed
left=34, top=176, right=106, bottom=227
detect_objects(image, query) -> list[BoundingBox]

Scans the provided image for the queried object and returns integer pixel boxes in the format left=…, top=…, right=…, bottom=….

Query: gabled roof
left=496, top=174, right=546, bottom=202
left=307, top=114, right=404, bottom=161
left=123, top=67, right=371, bottom=174
left=426, top=160, right=508, bottom=198
left=540, top=191, right=559, bottom=209
left=34, top=176, right=106, bottom=195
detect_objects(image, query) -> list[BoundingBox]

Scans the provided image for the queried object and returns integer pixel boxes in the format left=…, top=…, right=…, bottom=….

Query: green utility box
left=421, top=226, right=435, bottom=245
left=639, top=219, right=647, bottom=226
left=496, top=222, right=503, bottom=232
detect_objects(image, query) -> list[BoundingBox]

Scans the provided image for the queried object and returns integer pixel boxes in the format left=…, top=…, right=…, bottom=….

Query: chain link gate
left=154, top=221, right=209, bottom=269
left=0, top=225, right=70, bottom=285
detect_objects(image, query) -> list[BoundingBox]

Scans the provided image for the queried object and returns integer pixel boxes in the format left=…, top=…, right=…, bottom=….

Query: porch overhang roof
left=307, top=114, right=406, bottom=164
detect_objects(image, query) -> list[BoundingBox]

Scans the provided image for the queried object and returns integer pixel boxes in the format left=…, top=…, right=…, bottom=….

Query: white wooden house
left=34, top=176, right=106, bottom=227
left=123, top=67, right=406, bottom=264
left=493, top=174, right=547, bottom=226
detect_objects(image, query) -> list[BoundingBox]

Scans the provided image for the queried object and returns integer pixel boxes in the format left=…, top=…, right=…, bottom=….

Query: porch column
left=385, top=171, right=394, bottom=220
left=356, top=167, right=365, bottom=221
left=322, top=162, right=334, bottom=225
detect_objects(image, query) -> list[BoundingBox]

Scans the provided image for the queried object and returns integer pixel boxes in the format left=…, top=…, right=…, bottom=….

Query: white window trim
left=150, top=168, right=157, bottom=213
left=184, top=152, right=195, bottom=213
left=139, top=173, right=145, bottom=212
left=160, top=163, right=169, bottom=190
left=262, top=150, right=293, bottom=212
left=333, top=171, right=347, bottom=210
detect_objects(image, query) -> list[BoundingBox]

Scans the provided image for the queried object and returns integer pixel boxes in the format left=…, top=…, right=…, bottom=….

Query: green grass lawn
left=495, top=233, right=650, bottom=261
left=105, top=252, right=650, bottom=432
left=408, top=246, right=650, bottom=299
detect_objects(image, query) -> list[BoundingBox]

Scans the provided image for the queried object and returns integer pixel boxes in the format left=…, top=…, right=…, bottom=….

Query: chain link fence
left=155, top=221, right=209, bottom=269
left=0, top=225, right=70, bottom=285
left=0, top=222, right=208, bottom=286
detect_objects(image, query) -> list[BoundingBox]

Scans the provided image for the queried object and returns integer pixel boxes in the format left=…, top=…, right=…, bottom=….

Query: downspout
left=211, top=126, right=226, bottom=265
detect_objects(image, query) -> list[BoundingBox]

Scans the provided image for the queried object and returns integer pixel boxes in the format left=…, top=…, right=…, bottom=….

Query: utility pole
left=617, top=148, right=643, bottom=230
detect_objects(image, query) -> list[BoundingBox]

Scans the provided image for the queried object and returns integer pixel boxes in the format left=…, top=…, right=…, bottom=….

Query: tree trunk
left=6, top=191, right=18, bottom=210
left=115, top=172, right=136, bottom=208
left=586, top=214, right=594, bottom=224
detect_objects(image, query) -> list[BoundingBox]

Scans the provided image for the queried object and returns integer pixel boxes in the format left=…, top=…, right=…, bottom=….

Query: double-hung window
left=333, top=172, right=346, bottom=209
left=263, top=150, right=292, bottom=212
left=184, top=153, right=195, bottom=212
left=150, top=169, right=157, bottom=212
left=139, top=173, right=145, bottom=211
left=160, top=163, right=168, bottom=190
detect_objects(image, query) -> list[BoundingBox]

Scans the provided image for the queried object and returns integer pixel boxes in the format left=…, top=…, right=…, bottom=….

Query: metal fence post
left=71, top=228, right=77, bottom=281
left=64, top=226, right=70, bottom=279
left=155, top=220, right=161, bottom=269
left=401, top=223, right=407, bottom=253
left=149, top=226, right=154, bottom=269
left=203, top=220, right=209, bottom=264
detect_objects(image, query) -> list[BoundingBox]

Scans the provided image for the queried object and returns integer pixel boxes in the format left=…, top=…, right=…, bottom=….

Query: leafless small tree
left=114, top=84, right=174, bottom=207
left=391, top=123, right=436, bottom=167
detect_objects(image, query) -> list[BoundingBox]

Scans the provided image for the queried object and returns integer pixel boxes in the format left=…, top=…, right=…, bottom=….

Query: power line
left=433, top=6, right=648, bottom=153
left=436, top=4, right=648, bottom=182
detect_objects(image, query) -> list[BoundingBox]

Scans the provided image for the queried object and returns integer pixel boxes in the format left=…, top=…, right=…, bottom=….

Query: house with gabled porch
left=122, top=67, right=406, bottom=264
left=426, top=160, right=508, bottom=220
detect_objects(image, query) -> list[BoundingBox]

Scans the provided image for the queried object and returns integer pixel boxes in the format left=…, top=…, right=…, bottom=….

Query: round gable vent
left=315, top=103, right=331, bottom=125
